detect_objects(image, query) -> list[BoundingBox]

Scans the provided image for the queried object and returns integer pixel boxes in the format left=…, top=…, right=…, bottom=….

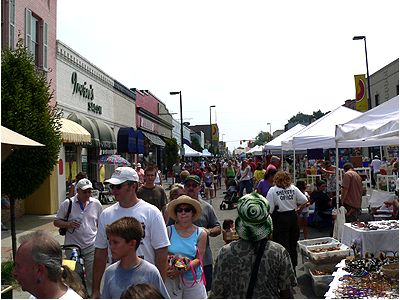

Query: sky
left=57, top=0, right=399, bottom=151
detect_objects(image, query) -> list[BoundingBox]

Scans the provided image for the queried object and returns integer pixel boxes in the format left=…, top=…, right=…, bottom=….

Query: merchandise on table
left=350, top=220, right=399, bottom=231
left=325, top=257, right=399, bottom=299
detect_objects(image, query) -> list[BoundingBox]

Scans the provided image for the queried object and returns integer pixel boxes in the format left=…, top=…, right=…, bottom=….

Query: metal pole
left=209, top=106, right=212, bottom=152
left=180, top=92, right=184, bottom=161
left=363, top=37, right=372, bottom=110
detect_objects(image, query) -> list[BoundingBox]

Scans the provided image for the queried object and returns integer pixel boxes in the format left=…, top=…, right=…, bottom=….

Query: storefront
left=55, top=41, right=136, bottom=205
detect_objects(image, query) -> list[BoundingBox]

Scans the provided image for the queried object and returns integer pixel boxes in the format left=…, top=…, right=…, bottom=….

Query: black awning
left=90, top=118, right=117, bottom=150
left=67, top=113, right=100, bottom=147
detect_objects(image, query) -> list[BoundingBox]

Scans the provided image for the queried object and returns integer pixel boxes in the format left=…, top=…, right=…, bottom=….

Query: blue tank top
left=168, top=225, right=203, bottom=281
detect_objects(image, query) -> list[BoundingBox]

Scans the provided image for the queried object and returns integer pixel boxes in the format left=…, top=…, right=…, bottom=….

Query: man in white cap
left=54, top=178, right=103, bottom=296
left=91, top=167, right=170, bottom=299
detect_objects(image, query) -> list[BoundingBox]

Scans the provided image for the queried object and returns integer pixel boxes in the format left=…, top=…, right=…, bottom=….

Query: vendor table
left=341, top=221, right=399, bottom=257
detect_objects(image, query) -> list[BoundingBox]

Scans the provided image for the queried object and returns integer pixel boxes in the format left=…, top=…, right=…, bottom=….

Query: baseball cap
left=76, top=178, right=93, bottom=191
left=235, top=192, right=273, bottom=241
left=184, top=175, right=201, bottom=185
left=136, top=163, right=141, bottom=168
left=105, top=167, right=139, bottom=185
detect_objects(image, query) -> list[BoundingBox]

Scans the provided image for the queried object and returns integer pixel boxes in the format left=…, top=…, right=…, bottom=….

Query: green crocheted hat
left=235, top=192, right=273, bottom=241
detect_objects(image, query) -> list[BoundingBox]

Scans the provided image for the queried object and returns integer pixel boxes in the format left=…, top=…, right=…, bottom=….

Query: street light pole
left=209, top=105, right=216, bottom=153
left=170, top=91, right=184, bottom=161
left=353, top=35, right=372, bottom=110
left=267, top=122, right=272, bottom=137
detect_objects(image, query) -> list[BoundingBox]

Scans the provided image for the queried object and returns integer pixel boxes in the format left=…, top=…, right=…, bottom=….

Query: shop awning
left=117, top=127, right=137, bottom=153
left=67, top=113, right=100, bottom=147
left=142, top=131, right=166, bottom=147
left=137, top=130, right=145, bottom=154
left=60, top=118, right=91, bottom=144
left=91, top=118, right=117, bottom=150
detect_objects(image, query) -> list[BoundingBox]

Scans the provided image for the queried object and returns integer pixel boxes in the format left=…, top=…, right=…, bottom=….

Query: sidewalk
left=1, top=214, right=61, bottom=262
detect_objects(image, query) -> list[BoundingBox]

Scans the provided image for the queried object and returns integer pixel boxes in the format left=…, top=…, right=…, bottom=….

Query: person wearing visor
left=91, top=167, right=170, bottom=299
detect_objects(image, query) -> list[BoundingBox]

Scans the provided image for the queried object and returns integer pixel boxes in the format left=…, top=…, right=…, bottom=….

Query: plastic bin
left=309, top=268, right=334, bottom=297
left=305, top=243, right=350, bottom=264
left=297, top=237, right=340, bottom=252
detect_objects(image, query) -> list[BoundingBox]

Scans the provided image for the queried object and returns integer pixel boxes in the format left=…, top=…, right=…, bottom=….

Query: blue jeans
left=239, top=179, right=252, bottom=196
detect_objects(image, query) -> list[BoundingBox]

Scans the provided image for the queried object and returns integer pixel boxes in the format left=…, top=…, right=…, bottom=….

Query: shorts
left=205, top=182, right=213, bottom=188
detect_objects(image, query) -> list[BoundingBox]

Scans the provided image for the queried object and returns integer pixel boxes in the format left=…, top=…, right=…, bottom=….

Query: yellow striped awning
left=60, top=118, right=91, bottom=144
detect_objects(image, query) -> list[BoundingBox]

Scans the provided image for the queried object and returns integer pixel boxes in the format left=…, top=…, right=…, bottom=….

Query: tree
left=253, top=131, right=271, bottom=146
left=1, top=38, right=62, bottom=259
left=164, top=137, right=179, bottom=170
left=288, top=110, right=329, bottom=125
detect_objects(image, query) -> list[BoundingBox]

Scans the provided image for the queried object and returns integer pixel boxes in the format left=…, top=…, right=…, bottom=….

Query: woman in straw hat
left=165, top=195, right=207, bottom=299
left=209, top=192, right=296, bottom=298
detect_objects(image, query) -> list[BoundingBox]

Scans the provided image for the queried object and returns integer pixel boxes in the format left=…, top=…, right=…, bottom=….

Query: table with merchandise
left=341, top=220, right=399, bottom=257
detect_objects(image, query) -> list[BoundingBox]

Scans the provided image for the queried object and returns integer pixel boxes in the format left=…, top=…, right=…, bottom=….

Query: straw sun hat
left=167, top=195, right=202, bottom=221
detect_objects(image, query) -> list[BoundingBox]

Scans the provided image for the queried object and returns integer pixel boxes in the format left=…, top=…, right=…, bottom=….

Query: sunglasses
left=176, top=207, right=193, bottom=213
left=110, top=182, right=127, bottom=190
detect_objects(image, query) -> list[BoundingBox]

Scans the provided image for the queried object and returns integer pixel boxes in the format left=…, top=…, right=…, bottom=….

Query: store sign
left=140, top=116, right=155, bottom=131
left=71, top=72, right=102, bottom=114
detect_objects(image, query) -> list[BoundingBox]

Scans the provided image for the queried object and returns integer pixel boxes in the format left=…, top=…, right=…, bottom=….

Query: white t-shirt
left=55, top=196, right=103, bottom=250
left=371, top=159, right=382, bottom=173
left=29, top=287, right=83, bottom=299
left=266, top=185, right=308, bottom=213
left=94, top=200, right=170, bottom=265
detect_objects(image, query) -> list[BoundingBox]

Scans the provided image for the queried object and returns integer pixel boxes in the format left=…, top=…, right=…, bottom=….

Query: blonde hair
left=120, top=283, right=164, bottom=299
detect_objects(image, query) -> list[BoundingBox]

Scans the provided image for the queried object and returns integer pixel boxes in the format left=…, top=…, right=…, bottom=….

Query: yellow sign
left=354, top=74, right=368, bottom=112
left=212, top=124, right=219, bottom=141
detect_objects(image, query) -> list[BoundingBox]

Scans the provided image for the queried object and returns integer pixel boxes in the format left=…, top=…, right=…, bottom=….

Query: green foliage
left=191, top=138, right=203, bottom=152
left=253, top=131, right=271, bottom=146
left=288, top=110, right=328, bottom=124
left=1, top=38, right=62, bottom=199
left=1, top=260, right=16, bottom=286
left=164, top=137, right=179, bottom=170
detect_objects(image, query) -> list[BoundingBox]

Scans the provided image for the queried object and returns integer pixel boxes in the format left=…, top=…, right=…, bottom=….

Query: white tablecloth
left=341, top=222, right=399, bottom=256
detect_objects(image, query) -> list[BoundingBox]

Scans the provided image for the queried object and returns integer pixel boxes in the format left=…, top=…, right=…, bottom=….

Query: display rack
left=306, top=174, right=321, bottom=187
left=377, top=174, right=397, bottom=193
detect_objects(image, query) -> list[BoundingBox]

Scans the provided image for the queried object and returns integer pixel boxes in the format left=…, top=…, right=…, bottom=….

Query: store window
left=65, top=145, right=78, bottom=188
left=9, top=0, right=15, bottom=49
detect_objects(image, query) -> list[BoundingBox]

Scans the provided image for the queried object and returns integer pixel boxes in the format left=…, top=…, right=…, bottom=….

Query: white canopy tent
left=183, top=144, right=202, bottom=157
left=334, top=95, right=399, bottom=208
left=202, top=149, right=213, bottom=157
left=335, top=95, right=399, bottom=148
left=263, top=124, right=306, bottom=152
left=246, top=145, right=263, bottom=156
left=282, top=106, right=362, bottom=151
left=280, top=106, right=362, bottom=181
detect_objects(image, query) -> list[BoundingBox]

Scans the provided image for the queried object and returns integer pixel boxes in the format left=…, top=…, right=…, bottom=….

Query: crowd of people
left=10, top=153, right=399, bottom=299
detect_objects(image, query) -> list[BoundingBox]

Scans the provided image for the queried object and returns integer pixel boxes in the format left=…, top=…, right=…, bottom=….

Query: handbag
left=246, top=238, right=268, bottom=298
left=59, top=198, right=72, bottom=236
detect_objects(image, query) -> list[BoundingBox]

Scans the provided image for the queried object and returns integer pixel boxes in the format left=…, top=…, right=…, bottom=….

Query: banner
left=211, top=124, right=219, bottom=141
left=354, top=74, right=368, bottom=112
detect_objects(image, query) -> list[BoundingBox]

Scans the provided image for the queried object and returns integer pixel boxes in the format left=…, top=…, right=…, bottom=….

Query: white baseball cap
left=76, top=178, right=93, bottom=190
left=105, top=167, right=139, bottom=185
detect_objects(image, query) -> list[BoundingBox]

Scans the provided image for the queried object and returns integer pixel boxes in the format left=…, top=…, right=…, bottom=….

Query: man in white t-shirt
left=91, top=167, right=170, bottom=299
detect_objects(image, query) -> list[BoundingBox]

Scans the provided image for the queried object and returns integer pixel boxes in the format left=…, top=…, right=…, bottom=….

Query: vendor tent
left=335, top=95, right=399, bottom=147
left=263, top=124, right=305, bottom=152
left=183, top=144, right=202, bottom=157
left=334, top=95, right=399, bottom=208
left=282, top=106, right=362, bottom=151
left=202, top=149, right=212, bottom=157
left=246, top=145, right=263, bottom=155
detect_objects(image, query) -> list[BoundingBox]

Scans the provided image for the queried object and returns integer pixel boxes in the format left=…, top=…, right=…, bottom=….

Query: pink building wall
left=2, top=0, right=57, bottom=107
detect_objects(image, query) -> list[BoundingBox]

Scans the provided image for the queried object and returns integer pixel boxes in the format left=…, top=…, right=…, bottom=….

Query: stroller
left=61, top=244, right=86, bottom=290
left=220, top=178, right=239, bottom=210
